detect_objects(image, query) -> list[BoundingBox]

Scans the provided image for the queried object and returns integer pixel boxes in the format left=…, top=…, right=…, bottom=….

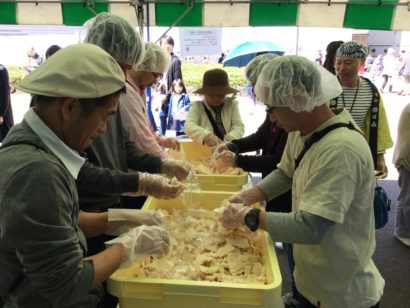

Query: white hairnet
left=134, top=42, right=170, bottom=74
left=245, top=53, right=279, bottom=85
left=254, top=55, right=342, bottom=113
left=80, top=12, right=144, bottom=66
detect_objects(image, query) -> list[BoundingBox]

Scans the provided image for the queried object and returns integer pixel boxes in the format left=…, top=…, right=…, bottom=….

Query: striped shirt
left=330, top=79, right=373, bottom=129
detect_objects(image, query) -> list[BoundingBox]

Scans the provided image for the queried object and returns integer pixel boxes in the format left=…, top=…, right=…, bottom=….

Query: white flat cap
left=16, top=43, right=125, bottom=98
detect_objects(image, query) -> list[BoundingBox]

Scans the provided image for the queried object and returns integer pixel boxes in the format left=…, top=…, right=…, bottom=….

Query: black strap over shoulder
left=294, top=121, right=362, bottom=171
left=202, top=103, right=225, bottom=140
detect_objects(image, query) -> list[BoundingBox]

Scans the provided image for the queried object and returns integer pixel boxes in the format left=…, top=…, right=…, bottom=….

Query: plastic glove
left=203, top=133, right=221, bottom=148
left=228, top=193, right=247, bottom=204
left=137, top=172, right=184, bottom=199
left=158, top=136, right=181, bottom=151
left=106, top=209, right=165, bottom=236
left=105, top=225, right=170, bottom=265
left=213, top=150, right=236, bottom=168
left=219, top=202, right=252, bottom=229
left=213, top=142, right=230, bottom=154
left=161, top=159, right=195, bottom=181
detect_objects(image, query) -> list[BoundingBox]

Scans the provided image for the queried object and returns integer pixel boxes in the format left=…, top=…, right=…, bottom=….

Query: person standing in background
left=381, top=48, right=396, bottom=93
left=393, top=103, right=410, bottom=247
left=399, top=50, right=410, bottom=96
left=0, top=64, right=13, bottom=142
left=167, top=79, right=190, bottom=136
left=159, top=35, right=183, bottom=136
left=322, top=40, right=344, bottom=75
left=45, top=44, right=61, bottom=59
left=332, top=41, right=393, bottom=176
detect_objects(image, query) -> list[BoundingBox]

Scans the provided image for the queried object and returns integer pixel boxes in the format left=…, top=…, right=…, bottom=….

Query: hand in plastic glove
left=161, top=159, right=195, bottom=181
left=106, top=209, right=165, bottom=236
left=158, top=136, right=181, bottom=152
left=228, top=188, right=264, bottom=206
left=137, top=172, right=184, bottom=199
left=203, top=133, right=221, bottom=148
left=213, top=142, right=229, bottom=154
left=213, top=150, right=236, bottom=168
left=228, top=193, right=247, bottom=205
left=105, top=225, right=170, bottom=265
left=220, top=202, right=252, bottom=229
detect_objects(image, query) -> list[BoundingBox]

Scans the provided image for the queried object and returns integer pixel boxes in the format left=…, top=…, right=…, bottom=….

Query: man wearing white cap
left=0, top=44, right=171, bottom=308
left=218, top=55, right=384, bottom=307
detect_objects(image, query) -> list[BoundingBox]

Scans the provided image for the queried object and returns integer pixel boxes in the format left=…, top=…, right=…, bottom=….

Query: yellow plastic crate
left=108, top=191, right=283, bottom=308
left=169, top=139, right=249, bottom=192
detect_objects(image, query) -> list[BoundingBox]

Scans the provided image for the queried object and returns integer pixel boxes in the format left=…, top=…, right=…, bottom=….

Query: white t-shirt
left=276, top=109, right=384, bottom=307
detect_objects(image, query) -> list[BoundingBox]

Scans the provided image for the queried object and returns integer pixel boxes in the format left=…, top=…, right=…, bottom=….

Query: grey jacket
left=0, top=121, right=102, bottom=308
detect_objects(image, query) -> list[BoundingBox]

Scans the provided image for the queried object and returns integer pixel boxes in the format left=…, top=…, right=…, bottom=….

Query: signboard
left=179, top=28, right=221, bottom=57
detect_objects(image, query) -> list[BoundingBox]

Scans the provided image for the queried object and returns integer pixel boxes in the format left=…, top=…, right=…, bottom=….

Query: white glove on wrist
left=137, top=172, right=184, bottom=199
left=105, top=225, right=170, bottom=266
left=161, top=159, right=195, bottom=181
left=106, top=209, right=165, bottom=236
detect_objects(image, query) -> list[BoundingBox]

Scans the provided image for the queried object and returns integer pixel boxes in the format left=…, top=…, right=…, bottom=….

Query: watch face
left=245, top=208, right=260, bottom=232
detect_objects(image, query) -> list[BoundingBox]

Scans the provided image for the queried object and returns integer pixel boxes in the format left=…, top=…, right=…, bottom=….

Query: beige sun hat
left=16, top=43, right=125, bottom=98
left=193, top=68, right=238, bottom=95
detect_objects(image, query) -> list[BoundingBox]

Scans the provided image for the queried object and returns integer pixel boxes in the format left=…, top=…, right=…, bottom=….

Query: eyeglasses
left=265, top=106, right=276, bottom=113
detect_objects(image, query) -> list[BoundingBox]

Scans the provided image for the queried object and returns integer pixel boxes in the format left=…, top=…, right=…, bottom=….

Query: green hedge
left=6, top=65, right=23, bottom=84
left=6, top=63, right=248, bottom=92
left=182, top=63, right=247, bottom=91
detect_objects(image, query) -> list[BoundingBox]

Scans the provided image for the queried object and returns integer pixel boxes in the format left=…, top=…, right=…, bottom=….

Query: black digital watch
left=244, top=208, right=261, bottom=232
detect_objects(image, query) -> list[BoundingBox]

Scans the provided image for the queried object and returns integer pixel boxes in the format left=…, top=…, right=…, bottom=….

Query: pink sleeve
left=120, top=84, right=171, bottom=158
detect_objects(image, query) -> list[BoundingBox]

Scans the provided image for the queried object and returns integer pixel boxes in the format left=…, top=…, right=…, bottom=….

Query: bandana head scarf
left=336, top=41, right=367, bottom=59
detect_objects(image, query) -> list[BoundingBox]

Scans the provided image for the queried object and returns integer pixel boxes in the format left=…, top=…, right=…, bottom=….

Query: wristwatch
left=244, top=208, right=261, bottom=232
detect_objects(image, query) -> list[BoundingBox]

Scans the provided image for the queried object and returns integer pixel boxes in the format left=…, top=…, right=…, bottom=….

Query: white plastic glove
left=203, top=133, right=222, bottom=148
left=137, top=172, right=184, bottom=199
left=105, top=225, right=170, bottom=265
left=158, top=136, right=181, bottom=151
left=228, top=193, right=247, bottom=205
left=161, top=159, right=195, bottom=181
left=106, top=209, right=165, bottom=236
left=218, top=202, right=252, bottom=229
left=213, top=142, right=230, bottom=154
left=213, top=150, right=236, bottom=168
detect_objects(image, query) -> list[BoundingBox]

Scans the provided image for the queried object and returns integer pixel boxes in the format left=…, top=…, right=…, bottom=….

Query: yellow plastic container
left=169, top=139, right=249, bottom=192
left=108, top=192, right=283, bottom=308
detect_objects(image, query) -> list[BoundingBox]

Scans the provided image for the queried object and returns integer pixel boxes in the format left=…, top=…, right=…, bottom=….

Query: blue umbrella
left=223, top=41, right=284, bottom=67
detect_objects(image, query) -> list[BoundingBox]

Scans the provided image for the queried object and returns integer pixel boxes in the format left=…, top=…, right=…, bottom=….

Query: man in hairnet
left=218, top=55, right=384, bottom=307
left=0, top=44, right=170, bottom=308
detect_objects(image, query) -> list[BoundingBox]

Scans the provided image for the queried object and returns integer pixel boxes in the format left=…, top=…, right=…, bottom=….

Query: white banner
left=179, top=28, right=221, bottom=57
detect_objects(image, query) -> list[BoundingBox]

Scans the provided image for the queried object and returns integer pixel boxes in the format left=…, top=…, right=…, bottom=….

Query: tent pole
left=295, top=26, right=299, bottom=55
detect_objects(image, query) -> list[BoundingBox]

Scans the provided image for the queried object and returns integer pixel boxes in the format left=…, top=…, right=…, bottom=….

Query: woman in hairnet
left=121, top=42, right=181, bottom=158
left=120, top=42, right=194, bottom=208
left=218, top=55, right=384, bottom=308
left=77, top=14, right=192, bottom=217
